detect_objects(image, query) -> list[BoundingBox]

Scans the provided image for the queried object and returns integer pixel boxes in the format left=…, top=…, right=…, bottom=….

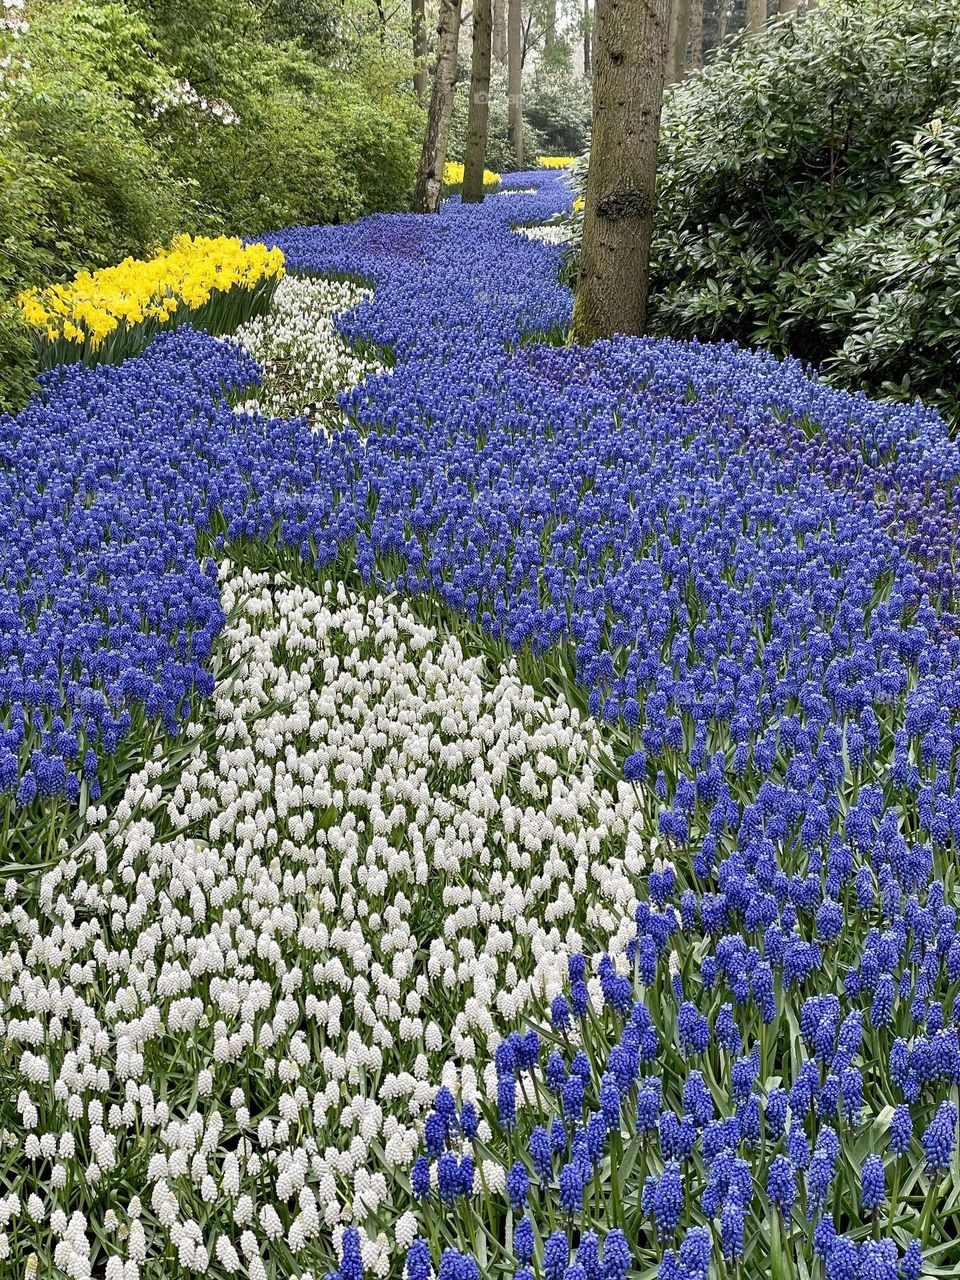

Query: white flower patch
left=232, top=274, right=384, bottom=425
left=0, top=571, right=649, bottom=1276
left=516, top=223, right=574, bottom=245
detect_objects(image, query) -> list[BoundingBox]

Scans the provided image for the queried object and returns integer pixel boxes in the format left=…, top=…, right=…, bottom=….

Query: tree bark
left=462, top=0, right=493, bottom=202
left=544, top=0, right=557, bottom=53
left=507, top=0, right=524, bottom=169
left=745, top=0, right=767, bottom=33
left=571, top=0, right=672, bottom=343
left=779, top=0, right=798, bottom=12
left=583, top=0, right=591, bottom=74
left=412, top=0, right=429, bottom=101
left=413, top=0, right=463, bottom=213
left=717, top=0, right=729, bottom=43
left=493, top=0, right=507, bottom=63
left=669, top=0, right=690, bottom=82
left=688, top=0, right=703, bottom=69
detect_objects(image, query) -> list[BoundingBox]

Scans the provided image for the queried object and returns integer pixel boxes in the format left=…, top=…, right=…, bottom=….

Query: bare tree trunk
left=669, top=0, right=690, bottom=81
left=412, top=0, right=429, bottom=101
left=508, top=0, right=524, bottom=169
left=745, top=0, right=766, bottom=32
left=413, top=0, right=463, bottom=213
left=779, top=0, right=798, bottom=12
left=717, top=0, right=729, bottom=43
left=462, top=0, right=493, bottom=202
left=689, top=0, right=703, bottom=68
left=493, top=0, right=507, bottom=63
left=583, top=0, right=592, bottom=74
left=544, top=0, right=557, bottom=53
left=572, top=0, right=672, bottom=342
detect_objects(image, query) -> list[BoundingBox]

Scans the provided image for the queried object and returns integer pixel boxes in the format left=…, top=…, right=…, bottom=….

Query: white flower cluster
left=232, top=274, right=384, bottom=424
left=150, top=77, right=238, bottom=125
left=1, top=570, right=650, bottom=1276
left=1, top=0, right=27, bottom=36
left=517, top=223, right=574, bottom=245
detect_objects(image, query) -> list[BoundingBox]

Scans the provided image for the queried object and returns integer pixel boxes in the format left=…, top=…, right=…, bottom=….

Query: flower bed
left=3, top=170, right=960, bottom=1280
left=18, top=235, right=284, bottom=367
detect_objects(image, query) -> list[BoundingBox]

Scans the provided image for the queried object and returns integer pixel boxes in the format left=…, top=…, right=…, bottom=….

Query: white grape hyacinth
left=232, top=273, right=385, bottom=425
left=1, top=569, right=652, bottom=1277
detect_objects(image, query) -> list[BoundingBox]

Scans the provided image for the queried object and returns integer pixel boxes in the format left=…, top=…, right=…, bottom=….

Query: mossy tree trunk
left=462, top=0, right=493, bottom=203
left=493, top=0, right=507, bottom=63
left=571, top=0, right=672, bottom=344
left=689, top=0, right=703, bottom=69
left=507, top=0, right=524, bottom=169
left=413, top=0, right=463, bottom=213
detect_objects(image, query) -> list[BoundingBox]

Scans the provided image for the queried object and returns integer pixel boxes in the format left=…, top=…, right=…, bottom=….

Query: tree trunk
left=413, top=0, right=463, bottom=213
left=745, top=0, right=766, bottom=33
left=779, top=0, right=798, bottom=12
left=493, top=0, right=507, bottom=63
left=544, top=0, right=557, bottom=52
left=583, top=0, right=591, bottom=74
left=411, top=0, right=428, bottom=101
left=571, top=0, right=672, bottom=343
left=669, top=0, right=690, bottom=82
left=688, top=0, right=703, bottom=69
left=508, top=0, right=524, bottom=169
left=462, top=0, right=493, bottom=202
left=717, top=0, right=729, bottom=43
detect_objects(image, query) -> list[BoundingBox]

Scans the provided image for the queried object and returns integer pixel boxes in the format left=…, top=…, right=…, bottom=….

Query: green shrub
left=651, top=0, right=960, bottom=415
left=524, top=66, right=591, bottom=159
left=163, top=79, right=419, bottom=237
left=565, top=0, right=960, bottom=421
left=0, top=3, right=188, bottom=412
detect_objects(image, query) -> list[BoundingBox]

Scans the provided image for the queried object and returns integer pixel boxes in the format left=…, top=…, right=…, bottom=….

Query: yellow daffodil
left=442, top=161, right=501, bottom=189
left=17, top=236, right=285, bottom=356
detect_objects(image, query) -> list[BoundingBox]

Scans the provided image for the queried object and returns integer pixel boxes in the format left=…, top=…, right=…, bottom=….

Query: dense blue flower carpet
left=3, top=171, right=960, bottom=1279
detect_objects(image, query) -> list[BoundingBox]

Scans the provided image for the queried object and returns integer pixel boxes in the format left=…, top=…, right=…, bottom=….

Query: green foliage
left=649, top=0, right=960, bottom=418
left=448, top=66, right=539, bottom=172
left=0, top=0, right=421, bottom=415
left=524, top=65, right=591, bottom=158
left=163, top=76, right=420, bottom=235
left=563, top=0, right=960, bottom=419
left=0, top=2, right=188, bottom=413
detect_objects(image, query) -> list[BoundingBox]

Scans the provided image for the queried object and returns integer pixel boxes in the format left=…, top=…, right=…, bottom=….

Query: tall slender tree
left=779, top=0, right=798, bottom=13
left=669, top=0, right=690, bottom=81
left=507, top=0, right=524, bottom=168
left=544, top=0, right=557, bottom=53
left=688, top=0, right=703, bottom=69
left=745, top=0, right=767, bottom=32
left=411, top=0, right=428, bottom=100
left=413, top=0, right=463, bottom=213
left=462, top=0, right=493, bottom=202
left=583, top=0, right=592, bottom=74
left=493, top=0, right=507, bottom=63
left=571, top=0, right=672, bottom=342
